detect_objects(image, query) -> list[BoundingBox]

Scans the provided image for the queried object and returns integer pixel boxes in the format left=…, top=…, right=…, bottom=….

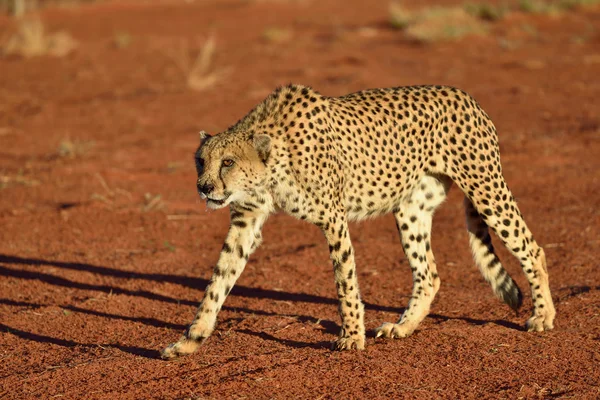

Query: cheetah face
left=194, top=131, right=271, bottom=210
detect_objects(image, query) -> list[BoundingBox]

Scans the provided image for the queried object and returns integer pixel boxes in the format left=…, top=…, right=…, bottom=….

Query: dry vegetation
left=0, top=170, right=39, bottom=189
left=88, top=174, right=165, bottom=212
left=57, top=138, right=95, bottom=159
left=389, top=2, right=488, bottom=42
left=0, top=0, right=27, bottom=16
left=262, top=26, right=294, bottom=43
left=164, top=36, right=231, bottom=92
left=518, top=0, right=600, bottom=13
left=389, top=0, right=600, bottom=42
left=0, top=0, right=97, bottom=16
left=464, top=2, right=510, bottom=21
left=1, top=17, right=77, bottom=57
left=142, top=193, right=166, bottom=212
left=113, top=31, right=132, bottom=49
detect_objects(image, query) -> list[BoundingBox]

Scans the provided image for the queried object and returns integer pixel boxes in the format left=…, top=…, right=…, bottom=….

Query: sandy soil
left=1, top=0, right=599, bottom=398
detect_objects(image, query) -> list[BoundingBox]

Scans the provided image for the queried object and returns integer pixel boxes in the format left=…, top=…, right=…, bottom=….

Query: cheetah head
left=194, top=130, right=271, bottom=209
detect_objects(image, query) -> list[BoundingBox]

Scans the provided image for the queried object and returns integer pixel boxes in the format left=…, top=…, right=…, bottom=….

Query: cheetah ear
left=253, top=134, right=271, bottom=162
left=199, top=130, right=211, bottom=143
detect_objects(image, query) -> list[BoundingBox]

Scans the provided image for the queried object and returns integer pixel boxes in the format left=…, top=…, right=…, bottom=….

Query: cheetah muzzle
left=161, top=84, right=556, bottom=359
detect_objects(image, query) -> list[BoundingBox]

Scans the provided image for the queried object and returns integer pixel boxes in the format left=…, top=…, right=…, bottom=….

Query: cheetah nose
left=198, top=184, right=214, bottom=196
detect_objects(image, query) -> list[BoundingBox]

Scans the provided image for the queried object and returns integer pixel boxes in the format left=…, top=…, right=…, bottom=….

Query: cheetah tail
left=464, top=197, right=523, bottom=312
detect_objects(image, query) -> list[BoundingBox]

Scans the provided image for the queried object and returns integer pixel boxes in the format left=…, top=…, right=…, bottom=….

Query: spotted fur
left=161, top=84, right=555, bottom=358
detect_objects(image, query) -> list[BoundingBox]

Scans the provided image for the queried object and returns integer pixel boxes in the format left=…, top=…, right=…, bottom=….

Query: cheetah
left=161, top=84, right=556, bottom=358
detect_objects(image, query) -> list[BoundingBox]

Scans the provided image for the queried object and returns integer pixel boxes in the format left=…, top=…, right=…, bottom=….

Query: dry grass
left=518, top=0, right=559, bottom=13
left=1, top=0, right=99, bottom=16
left=518, top=0, right=600, bottom=14
left=564, top=0, right=600, bottom=7
left=1, top=17, right=77, bottom=57
left=390, top=0, right=600, bottom=40
left=113, top=31, right=132, bottom=49
left=187, top=36, right=219, bottom=91
left=57, top=137, right=94, bottom=159
left=142, top=193, right=165, bottom=212
left=410, top=8, right=488, bottom=42
left=389, top=1, right=412, bottom=29
left=390, top=3, right=488, bottom=42
left=0, top=170, right=39, bottom=189
left=464, top=3, right=509, bottom=21
left=88, top=174, right=166, bottom=212
left=165, top=36, right=230, bottom=92
left=0, top=0, right=26, bottom=16
left=464, top=0, right=600, bottom=18
left=262, top=27, right=293, bottom=43
left=89, top=173, right=133, bottom=208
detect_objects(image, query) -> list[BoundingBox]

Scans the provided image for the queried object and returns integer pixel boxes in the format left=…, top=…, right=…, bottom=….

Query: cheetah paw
left=161, top=320, right=213, bottom=359
left=332, top=335, right=365, bottom=351
left=161, top=335, right=204, bottom=359
left=526, top=313, right=555, bottom=332
left=374, top=322, right=415, bottom=339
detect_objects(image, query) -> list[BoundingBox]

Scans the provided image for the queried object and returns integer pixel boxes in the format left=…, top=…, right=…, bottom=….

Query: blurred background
left=1, top=0, right=598, bottom=205
left=1, top=0, right=598, bottom=223
left=1, top=1, right=599, bottom=398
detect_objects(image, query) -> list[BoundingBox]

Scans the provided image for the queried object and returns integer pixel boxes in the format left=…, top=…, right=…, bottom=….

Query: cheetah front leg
left=161, top=207, right=267, bottom=359
left=321, top=216, right=366, bottom=350
left=376, top=208, right=436, bottom=339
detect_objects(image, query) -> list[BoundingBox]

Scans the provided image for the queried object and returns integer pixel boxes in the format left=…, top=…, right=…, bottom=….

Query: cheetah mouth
left=208, top=198, right=225, bottom=205
left=206, top=196, right=229, bottom=207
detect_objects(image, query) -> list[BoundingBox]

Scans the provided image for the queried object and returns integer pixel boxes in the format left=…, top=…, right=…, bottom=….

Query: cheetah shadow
left=0, top=321, right=159, bottom=359
left=238, top=315, right=523, bottom=350
left=235, top=315, right=341, bottom=350
left=1, top=254, right=528, bottom=352
left=238, top=330, right=335, bottom=350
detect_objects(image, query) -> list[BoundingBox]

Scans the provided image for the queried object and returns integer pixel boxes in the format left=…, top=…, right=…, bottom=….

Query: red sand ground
left=1, top=1, right=599, bottom=398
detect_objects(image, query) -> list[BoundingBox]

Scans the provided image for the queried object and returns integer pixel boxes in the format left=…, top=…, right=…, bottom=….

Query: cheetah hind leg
left=376, top=174, right=451, bottom=339
left=461, top=180, right=555, bottom=331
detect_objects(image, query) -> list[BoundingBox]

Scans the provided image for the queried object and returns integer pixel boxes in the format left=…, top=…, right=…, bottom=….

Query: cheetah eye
left=195, top=157, right=204, bottom=172
left=222, top=159, right=234, bottom=168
